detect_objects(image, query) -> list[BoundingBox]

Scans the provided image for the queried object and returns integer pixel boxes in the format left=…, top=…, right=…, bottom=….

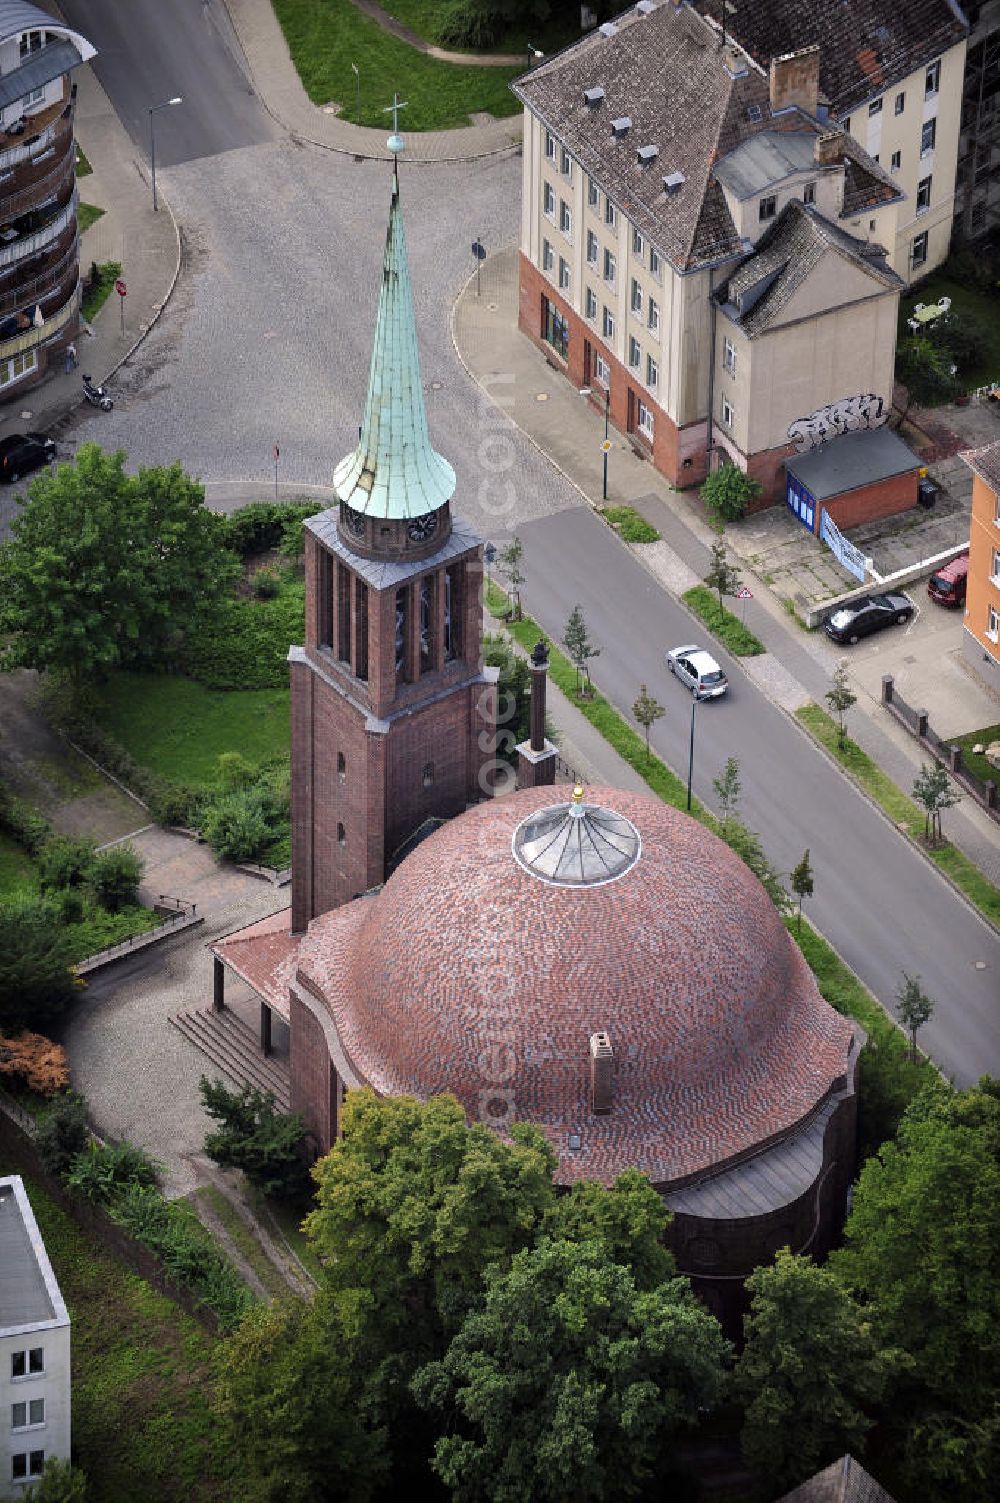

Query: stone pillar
left=881, top=674, right=894, bottom=705
left=212, top=956, right=225, bottom=1013
left=948, top=745, right=962, bottom=774
left=517, top=640, right=558, bottom=788
left=260, top=1002, right=272, bottom=1057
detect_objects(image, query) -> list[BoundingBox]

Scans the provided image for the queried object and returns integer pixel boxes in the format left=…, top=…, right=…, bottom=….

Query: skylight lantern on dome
left=332, top=95, right=456, bottom=559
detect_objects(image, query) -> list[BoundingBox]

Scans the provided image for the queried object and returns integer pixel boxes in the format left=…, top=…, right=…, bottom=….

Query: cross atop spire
left=384, top=92, right=408, bottom=158
left=332, top=156, right=456, bottom=522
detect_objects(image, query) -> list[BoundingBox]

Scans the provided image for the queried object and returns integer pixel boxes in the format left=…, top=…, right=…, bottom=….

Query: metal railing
left=0, top=281, right=78, bottom=361
left=0, top=233, right=77, bottom=316
left=0, top=97, right=73, bottom=174
left=0, top=143, right=73, bottom=225
left=75, top=903, right=202, bottom=976
left=0, top=188, right=76, bottom=272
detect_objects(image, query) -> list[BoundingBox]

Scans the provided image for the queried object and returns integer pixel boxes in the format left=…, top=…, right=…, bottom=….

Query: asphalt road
left=519, top=506, right=1000, bottom=1088
left=58, top=0, right=274, bottom=165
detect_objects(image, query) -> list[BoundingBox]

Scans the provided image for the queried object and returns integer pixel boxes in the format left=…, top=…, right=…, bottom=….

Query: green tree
left=735, top=1249, right=893, bottom=1491
left=199, top=1076, right=311, bottom=1200
left=483, top=633, right=533, bottom=769
left=562, top=604, right=600, bottom=695
left=24, top=1458, right=88, bottom=1502
left=712, top=755, right=742, bottom=832
left=705, top=536, right=741, bottom=612
left=895, top=972, right=935, bottom=1062
left=790, top=848, right=814, bottom=933
left=498, top=534, right=525, bottom=620
left=34, top=1092, right=91, bottom=1176
left=541, top=1168, right=676, bottom=1291
left=0, top=445, right=235, bottom=693
left=413, top=1237, right=730, bottom=1503
left=632, top=682, right=665, bottom=757
left=37, top=836, right=95, bottom=893
left=912, top=762, right=960, bottom=844
left=88, top=844, right=143, bottom=912
left=720, top=820, right=791, bottom=913
left=701, top=462, right=762, bottom=526
left=0, top=899, right=81, bottom=1032
left=200, top=787, right=271, bottom=863
left=896, top=334, right=960, bottom=411
left=825, top=662, right=857, bottom=748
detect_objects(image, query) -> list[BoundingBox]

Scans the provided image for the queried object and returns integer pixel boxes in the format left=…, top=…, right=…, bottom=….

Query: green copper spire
left=333, top=152, right=456, bottom=520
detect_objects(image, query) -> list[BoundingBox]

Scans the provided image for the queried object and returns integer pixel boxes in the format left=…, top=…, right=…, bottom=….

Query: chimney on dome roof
left=769, top=44, right=820, bottom=117
left=516, top=641, right=557, bottom=788
left=590, top=1032, right=614, bottom=1115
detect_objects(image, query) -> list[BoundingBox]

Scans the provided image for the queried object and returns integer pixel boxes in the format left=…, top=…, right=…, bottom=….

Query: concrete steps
left=169, top=1007, right=291, bottom=1111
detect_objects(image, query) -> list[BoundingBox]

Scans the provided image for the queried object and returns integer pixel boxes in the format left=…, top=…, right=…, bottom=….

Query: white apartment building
left=0, top=1177, right=71, bottom=1497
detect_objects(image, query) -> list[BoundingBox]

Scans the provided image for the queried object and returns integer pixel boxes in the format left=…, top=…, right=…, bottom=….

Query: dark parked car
left=0, top=431, right=55, bottom=483
left=823, top=592, right=914, bottom=644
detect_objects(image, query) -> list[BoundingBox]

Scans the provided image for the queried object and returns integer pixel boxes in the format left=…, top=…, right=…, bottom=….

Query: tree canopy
left=0, top=898, right=81, bottom=1032
left=0, top=444, right=235, bottom=689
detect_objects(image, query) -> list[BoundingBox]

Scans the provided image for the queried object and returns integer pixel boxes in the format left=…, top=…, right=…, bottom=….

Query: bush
left=201, top=788, right=272, bottom=863
left=435, top=0, right=505, bottom=47
left=932, top=309, right=990, bottom=372
left=51, top=888, right=84, bottom=924
left=943, top=249, right=996, bottom=295
left=253, top=566, right=281, bottom=599
left=896, top=335, right=960, bottom=407
left=0, top=1031, right=69, bottom=1096
left=35, top=1093, right=91, bottom=1175
left=66, top=1139, right=161, bottom=1201
left=38, top=836, right=95, bottom=893
left=88, top=844, right=143, bottom=912
left=599, top=506, right=661, bottom=543
left=0, top=781, right=51, bottom=855
left=701, top=463, right=762, bottom=524
left=222, top=501, right=317, bottom=558
left=178, top=583, right=305, bottom=690
left=216, top=752, right=258, bottom=792
left=200, top=1076, right=312, bottom=1200
left=0, top=898, right=81, bottom=1032
left=145, top=779, right=203, bottom=829
left=23, top=1456, right=88, bottom=1502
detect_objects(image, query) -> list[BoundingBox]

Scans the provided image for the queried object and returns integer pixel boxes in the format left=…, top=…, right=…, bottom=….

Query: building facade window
left=803, top=181, right=816, bottom=204
left=895, top=91, right=905, bottom=115
left=542, top=297, right=569, bottom=360
left=637, top=399, right=654, bottom=440
left=604, top=197, right=617, bottom=229
left=916, top=175, right=932, bottom=212
left=19, top=30, right=45, bottom=56
left=0, top=350, right=37, bottom=388
left=11, top=1399, right=44, bottom=1430
left=560, top=145, right=572, bottom=177
left=842, top=115, right=851, bottom=133
left=646, top=353, right=658, bottom=389
left=11, top=1452, right=45, bottom=1482
left=723, top=336, right=736, bottom=374
left=558, top=256, right=571, bottom=291
left=911, top=230, right=929, bottom=268
left=628, top=334, right=641, bottom=368
left=559, top=199, right=571, bottom=235
left=422, top=762, right=434, bottom=788
left=647, top=296, right=659, bottom=333
left=587, top=176, right=599, bottom=208
left=632, top=227, right=643, bottom=257
left=891, top=149, right=901, bottom=171
left=594, top=351, right=610, bottom=387
left=545, top=130, right=556, bottom=161
left=542, top=238, right=554, bottom=272
left=603, top=248, right=615, bottom=284
left=337, top=752, right=346, bottom=783
left=921, top=117, right=936, bottom=156
left=586, top=228, right=598, bottom=265
left=759, top=194, right=776, bottom=221
left=11, top=1350, right=44, bottom=1380
left=868, top=97, right=882, bottom=117
left=988, top=604, right=999, bottom=641
left=585, top=285, right=597, bottom=319
left=925, top=59, right=941, bottom=98
left=630, top=277, right=642, bottom=315
left=543, top=182, right=555, bottom=217
left=602, top=305, right=615, bottom=339
left=721, top=395, right=735, bottom=428
left=992, top=548, right=1000, bottom=583
left=649, top=246, right=661, bottom=279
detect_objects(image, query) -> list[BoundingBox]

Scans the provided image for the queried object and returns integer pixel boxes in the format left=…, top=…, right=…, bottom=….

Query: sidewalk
left=451, top=245, right=1000, bottom=885
left=219, top=0, right=523, bottom=162
left=0, top=58, right=180, bottom=437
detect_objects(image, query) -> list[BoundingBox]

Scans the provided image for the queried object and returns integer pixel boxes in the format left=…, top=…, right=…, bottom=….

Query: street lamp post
left=148, top=96, right=182, bottom=213
left=686, top=694, right=697, bottom=811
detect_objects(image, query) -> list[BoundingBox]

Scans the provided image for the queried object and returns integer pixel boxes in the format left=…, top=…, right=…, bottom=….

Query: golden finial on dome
left=572, top=784, right=585, bottom=804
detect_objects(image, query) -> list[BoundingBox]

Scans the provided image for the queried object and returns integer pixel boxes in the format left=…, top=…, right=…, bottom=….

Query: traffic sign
left=737, top=585, right=753, bottom=599
left=601, top=439, right=613, bottom=453
left=114, top=278, right=126, bottom=297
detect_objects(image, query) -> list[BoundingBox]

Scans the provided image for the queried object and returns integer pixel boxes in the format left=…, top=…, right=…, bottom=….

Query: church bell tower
left=289, top=130, right=497, bottom=931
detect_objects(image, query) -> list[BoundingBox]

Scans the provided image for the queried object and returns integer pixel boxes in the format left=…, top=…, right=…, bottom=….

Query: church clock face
left=345, top=507, right=366, bottom=541
left=407, top=511, right=438, bottom=544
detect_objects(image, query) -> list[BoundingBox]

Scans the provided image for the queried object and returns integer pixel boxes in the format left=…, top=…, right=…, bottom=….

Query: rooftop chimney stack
left=769, top=44, right=820, bottom=117
left=517, top=640, right=558, bottom=788
left=590, top=1031, right=614, bottom=1114
left=814, top=130, right=843, bottom=167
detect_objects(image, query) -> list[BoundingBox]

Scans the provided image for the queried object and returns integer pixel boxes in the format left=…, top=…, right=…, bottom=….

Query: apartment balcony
left=0, top=144, right=74, bottom=227
left=0, top=186, right=77, bottom=273
left=0, top=234, right=78, bottom=318
left=0, top=278, right=78, bottom=364
left=0, top=89, right=75, bottom=176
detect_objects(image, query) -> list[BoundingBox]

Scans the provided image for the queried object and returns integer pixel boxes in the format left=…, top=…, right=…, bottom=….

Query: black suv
left=0, top=432, right=55, bottom=483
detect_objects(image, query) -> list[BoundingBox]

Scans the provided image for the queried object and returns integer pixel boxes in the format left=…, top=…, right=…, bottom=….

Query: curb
left=104, top=180, right=184, bottom=384
left=217, top=0, right=522, bottom=166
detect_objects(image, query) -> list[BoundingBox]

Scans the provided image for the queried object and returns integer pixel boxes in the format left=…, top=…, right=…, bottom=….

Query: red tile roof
left=212, top=908, right=300, bottom=1022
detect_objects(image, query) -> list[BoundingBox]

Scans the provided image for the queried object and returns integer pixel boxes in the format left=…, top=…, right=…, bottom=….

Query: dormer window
left=611, top=116, right=631, bottom=138
left=584, top=86, right=605, bottom=108
left=759, top=194, right=777, bottom=221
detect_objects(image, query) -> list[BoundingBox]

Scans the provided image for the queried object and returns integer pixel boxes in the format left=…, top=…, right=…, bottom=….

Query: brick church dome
left=296, top=785, right=855, bottom=1187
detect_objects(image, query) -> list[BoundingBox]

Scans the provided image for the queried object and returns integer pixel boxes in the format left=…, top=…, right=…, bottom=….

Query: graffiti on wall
left=787, top=393, right=888, bottom=453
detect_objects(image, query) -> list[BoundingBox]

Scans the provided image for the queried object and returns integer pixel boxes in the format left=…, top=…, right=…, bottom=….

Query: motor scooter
left=82, top=374, right=113, bottom=411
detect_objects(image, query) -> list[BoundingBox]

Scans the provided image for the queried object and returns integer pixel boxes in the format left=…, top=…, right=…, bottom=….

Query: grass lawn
left=898, top=274, right=1000, bottom=391
left=77, top=201, right=104, bottom=235
left=953, top=722, right=1000, bottom=786
left=682, top=585, right=766, bottom=656
left=599, top=505, right=660, bottom=544
left=272, top=0, right=520, bottom=129
left=797, top=703, right=1000, bottom=928
left=15, top=1175, right=260, bottom=1503
left=75, top=144, right=92, bottom=177
left=380, top=0, right=577, bottom=54
left=81, top=260, right=122, bottom=323
left=91, top=673, right=290, bottom=789
left=0, top=830, right=35, bottom=900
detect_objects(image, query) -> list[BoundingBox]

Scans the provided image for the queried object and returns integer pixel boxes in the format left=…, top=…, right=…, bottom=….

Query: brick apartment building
left=961, top=438, right=1000, bottom=684
left=513, top=1, right=913, bottom=504
left=0, top=2, right=95, bottom=398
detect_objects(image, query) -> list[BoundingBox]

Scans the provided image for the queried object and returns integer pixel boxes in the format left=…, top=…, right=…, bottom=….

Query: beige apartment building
left=692, top=0, right=969, bottom=282
left=514, top=1, right=909, bottom=505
